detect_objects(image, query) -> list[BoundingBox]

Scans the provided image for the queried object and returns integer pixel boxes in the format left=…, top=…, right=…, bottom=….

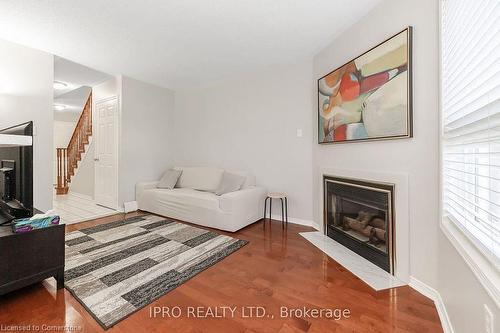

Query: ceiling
left=54, top=57, right=109, bottom=122
left=0, top=0, right=380, bottom=89
left=54, top=56, right=112, bottom=97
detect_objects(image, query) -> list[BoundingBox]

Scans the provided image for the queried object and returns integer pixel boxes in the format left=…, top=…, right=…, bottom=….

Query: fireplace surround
left=323, top=175, right=395, bottom=273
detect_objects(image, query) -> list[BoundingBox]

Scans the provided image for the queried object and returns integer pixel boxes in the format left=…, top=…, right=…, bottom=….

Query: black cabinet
left=0, top=223, right=65, bottom=295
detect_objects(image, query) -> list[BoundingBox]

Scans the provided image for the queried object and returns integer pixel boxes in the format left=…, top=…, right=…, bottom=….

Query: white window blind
left=442, top=0, right=500, bottom=267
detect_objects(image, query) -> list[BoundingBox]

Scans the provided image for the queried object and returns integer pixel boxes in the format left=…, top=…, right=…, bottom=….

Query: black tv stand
left=0, top=208, right=65, bottom=295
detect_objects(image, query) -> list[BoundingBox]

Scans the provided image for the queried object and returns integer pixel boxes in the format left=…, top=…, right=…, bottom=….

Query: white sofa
left=136, top=167, right=266, bottom=232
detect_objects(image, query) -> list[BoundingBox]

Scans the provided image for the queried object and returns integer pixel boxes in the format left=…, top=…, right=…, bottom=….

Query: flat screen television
left=0, top=122, right=33, bottom=224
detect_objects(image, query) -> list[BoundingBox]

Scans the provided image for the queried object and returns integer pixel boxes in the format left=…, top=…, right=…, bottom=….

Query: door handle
left=94, top=158, right=100, bottom=162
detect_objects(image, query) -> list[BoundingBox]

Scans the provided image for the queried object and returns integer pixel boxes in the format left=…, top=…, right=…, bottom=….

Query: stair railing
left=55, top=92, right=92, bottom=194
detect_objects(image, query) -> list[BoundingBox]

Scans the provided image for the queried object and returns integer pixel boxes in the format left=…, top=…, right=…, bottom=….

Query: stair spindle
left=55, top=92, right=93, bottom=195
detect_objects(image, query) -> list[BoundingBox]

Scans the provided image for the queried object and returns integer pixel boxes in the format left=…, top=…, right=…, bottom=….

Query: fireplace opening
left=324, top=176, right=395, bottom=273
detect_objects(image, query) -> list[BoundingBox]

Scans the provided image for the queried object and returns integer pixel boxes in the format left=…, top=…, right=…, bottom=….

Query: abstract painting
left=318, top=27, right=412, bottom=144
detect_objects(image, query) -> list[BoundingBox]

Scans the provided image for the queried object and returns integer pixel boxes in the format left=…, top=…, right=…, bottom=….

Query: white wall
left=0, top=39, right=53, bottom=212
left=438, top=232, right=500, bottom=332
left=313, top=0, right=439, bottom=288
left=53, top=120, right=76, bottom=148
left=119, top=76, right=175, bottom=207
left=313, top=1, right=499, bottom=332
left=69, top=141, right=95, bottom=197
left=173, top=62, right=314, bottom=222
left=93, top=77, right=120, bottom=103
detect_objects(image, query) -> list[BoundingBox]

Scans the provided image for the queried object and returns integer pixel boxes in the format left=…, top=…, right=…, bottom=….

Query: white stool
left=264, top=192, right=288, bottom=226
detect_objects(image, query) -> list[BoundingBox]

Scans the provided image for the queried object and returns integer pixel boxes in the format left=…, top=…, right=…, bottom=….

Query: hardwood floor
left=0, top=212, right=443, bottom=332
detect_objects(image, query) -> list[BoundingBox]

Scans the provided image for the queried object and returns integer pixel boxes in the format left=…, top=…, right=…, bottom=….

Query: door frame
left=93, top=95, right=120, bottom=210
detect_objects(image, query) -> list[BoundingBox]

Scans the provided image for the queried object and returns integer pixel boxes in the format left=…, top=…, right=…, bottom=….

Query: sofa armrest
left=219, top=186, right=266, bottom=213
left=136, top=181, right=159, bottom=201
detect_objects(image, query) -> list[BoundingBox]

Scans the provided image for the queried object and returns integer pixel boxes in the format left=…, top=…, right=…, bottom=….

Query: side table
left=0, top=219, right=65, bottom=295
left=264, top=192, right=288, bottom=226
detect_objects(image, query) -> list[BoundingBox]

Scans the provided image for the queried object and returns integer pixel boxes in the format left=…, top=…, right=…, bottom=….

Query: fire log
left=368, top=217, right=386, bottom=230
left=344, top=217, right=373, bottom=237
left=370, top=227, right=386, bottom=242
left=357, top=211, right=375, bottom=227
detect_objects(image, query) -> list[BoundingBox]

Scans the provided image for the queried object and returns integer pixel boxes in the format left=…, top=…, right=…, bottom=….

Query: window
left=441, top=0, right=500, bottom=268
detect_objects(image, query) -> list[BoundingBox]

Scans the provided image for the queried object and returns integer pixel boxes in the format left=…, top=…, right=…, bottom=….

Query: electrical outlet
left=484, top=304, right=494, bottom=333
left=296, top=128, right=303, bottom=137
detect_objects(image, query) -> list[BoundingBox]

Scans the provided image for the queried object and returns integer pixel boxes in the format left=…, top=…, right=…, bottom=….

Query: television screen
left=0, top=122, right=33, bottom=222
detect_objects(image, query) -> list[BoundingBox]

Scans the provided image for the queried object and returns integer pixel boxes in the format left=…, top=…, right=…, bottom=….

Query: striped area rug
left=64, top=214, right=248, bottom=329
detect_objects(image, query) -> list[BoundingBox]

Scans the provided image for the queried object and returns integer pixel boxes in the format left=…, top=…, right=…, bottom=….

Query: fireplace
left=323, top=175, right=395, bottom=273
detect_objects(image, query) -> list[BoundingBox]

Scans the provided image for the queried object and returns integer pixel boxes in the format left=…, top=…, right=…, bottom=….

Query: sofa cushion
left=215, top=172, right=246, bottom=195
left=146, top=188, right=220, bottom=211
left=157, top=169, right=182, bottom=189
left=227, top=171, right=256, bottom=188
left=174, top=166, right=224, bottom=192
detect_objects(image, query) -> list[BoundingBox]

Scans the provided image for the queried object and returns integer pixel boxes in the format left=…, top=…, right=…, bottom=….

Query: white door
left=94, top=97, right=118, bottom=209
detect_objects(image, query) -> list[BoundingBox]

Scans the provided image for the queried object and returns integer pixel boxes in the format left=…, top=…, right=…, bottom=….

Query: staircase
left=55, top=92, right=92, bottom=195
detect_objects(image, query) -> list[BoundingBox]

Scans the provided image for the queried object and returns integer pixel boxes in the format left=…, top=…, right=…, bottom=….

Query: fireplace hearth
left=323, top=176, right=395, bottom=273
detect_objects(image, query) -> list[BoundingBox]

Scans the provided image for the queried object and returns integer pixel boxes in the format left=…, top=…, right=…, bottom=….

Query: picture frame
left=318, top=27, right=413, bottom=144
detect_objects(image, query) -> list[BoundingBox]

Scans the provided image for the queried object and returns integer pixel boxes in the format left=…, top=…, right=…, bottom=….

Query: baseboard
left=409, top=276, right=454, bottom=333
left=269, top=214, right=318, bottom=229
